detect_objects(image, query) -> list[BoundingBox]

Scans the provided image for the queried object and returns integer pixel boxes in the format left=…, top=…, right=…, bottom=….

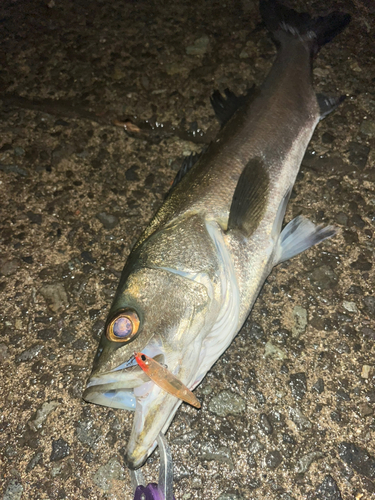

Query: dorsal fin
left=210, top=87, right=256, bottom=128
left=227, top=158, right=269, bottom=237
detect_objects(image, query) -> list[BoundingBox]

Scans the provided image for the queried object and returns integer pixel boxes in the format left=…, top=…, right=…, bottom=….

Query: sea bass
left=83, top=0, right=350, bottom=469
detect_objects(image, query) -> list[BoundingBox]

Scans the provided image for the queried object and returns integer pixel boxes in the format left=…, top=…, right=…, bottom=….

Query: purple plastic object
left=134, top=483, right=176, bottom=500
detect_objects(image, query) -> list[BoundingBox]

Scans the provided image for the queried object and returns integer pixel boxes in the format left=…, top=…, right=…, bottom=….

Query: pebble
left=96, top=212, right=119, bottom=230
left=343, top=301, right=358, bottom=313
left=361, top=365, right=371, bottom=379
left=312, top=378, right=325, bottom=394
left=309, top=265, right=337, bottom=289
left=208, top=390, right=246, bottom=417
left=360, top=119, right=375, bottom=136
left=26, top=451, right=43, bottom=472
left=29, top=401, right=59, bottom=430
left=2, top=478, right=23, bottom=500
left=338, top=442, right=375, bottom=481
left=186, top=35, right=210, bottom=55
left=16, top=344, right=44, bottom=362
left=50, top=438, right=70, bottom=461
left=0, top=164, right=28, bottom=176
left=288, top=373, right=307, bottom=401
left=259, top=413, right=273, bottom=435
left=347, top=142, right=370, bottom=170
left=39, top=283, right=68, bottom=312
left=92, top=457, right=125, bottom=491
left=295, top=451, right=324, bottom=473
left=265, top=450, right=282, bottom=470
left=76, top=419, right=101, bottom=447
left=289, top=407, right=312, bottom=431
left=363, top=296, right=375, bottom=317
left=292, top=306, right=307, bottom=338
left=264, top=340, right=286, bottom=360
left=313, top=474, right=343, bottom=500
left=0, top=258, right=21, bottom=276
left=0, top=343, right=9, bottom=362
left=199, top=443, right=233, bottom=468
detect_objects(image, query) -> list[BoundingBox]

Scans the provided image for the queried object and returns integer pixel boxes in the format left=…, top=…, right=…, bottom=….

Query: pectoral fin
left=227, top=158, right=269, bottom=237
left=274, top=215, right=336, bottom=265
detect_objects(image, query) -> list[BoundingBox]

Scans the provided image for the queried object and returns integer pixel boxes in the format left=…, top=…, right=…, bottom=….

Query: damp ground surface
left=0, top=0, right=374, bottom=499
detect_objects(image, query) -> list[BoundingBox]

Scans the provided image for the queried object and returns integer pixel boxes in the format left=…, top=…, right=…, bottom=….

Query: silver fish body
left=83, top=0, right=350, bottom=469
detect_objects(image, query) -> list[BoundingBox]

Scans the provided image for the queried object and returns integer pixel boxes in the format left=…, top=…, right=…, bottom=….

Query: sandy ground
left=0, top=0, right=374, bottom=499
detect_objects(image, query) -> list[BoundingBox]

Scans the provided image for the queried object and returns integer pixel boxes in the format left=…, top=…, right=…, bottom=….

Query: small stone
left=0, top=258, right=21, bottom=276
left=16, top=344, right=44, bottom=362
left=348, top=142, right=370, bottom=170
left=208, top=391, right=246, bottom=417
left=125, top=165, right=139, bottom=181
left=26, top=451, right=43, bottom=472
left=360, top=119, right=375, bottom=136
left=296, top=451, right=324, bottom=473
left=309, top=265, right=337, bottom=289
left=29, top=401, right=59, bottom=430
left=50, top=438, right=70, bottom=461
left=199, top=443, right=233, bottom=467
left=14, top=146, right=25, bottom=156
left=186, top=35, right=210, bottom=55
left=363, top=296, right=375, bottom=317
left=342, top=301, right=358, bottom=313
left=96, top=212, right=119, bottom=230
left=26, top=211, right=42, bottom=224
left=39, top=283, right=68, bottom=313
left=339, top=442, right=375, bottom=481
left=336, top=389, right=350, bottom=401
left=335, top=212, right=348, bottom=225
left=358, top=403, right=373, bottom=417
left=248, top=439, right=264, bottom=455
left=2, top=478, right=23, bottom=500
left=288, top=373, right=307, bottom=401
left=92, top=457, right=125, bottom=491
left=81, top=251, right=96, bottom=263
left=312, top=378, right=325, bottom=394
left=292, top=306, right=307, bottom=337
left=361, top=365, right=372, bottom=378
left=289, top=407, right=312, bottom=431
left=265, top=450, right=282, bottom=469
left=313, top=474, right=343, bottom=500
left=259, top=413, right=273, bottom=435
left=264, top=341, right=286, bottom=360
left=0, top=343, right=9, bottom=362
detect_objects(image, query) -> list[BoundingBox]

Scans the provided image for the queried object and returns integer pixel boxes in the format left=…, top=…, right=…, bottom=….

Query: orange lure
left=134, top=352, right=201, bottom=409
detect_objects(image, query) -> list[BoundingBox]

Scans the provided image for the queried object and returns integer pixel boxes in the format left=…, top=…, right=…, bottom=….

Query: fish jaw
left=126, top=342, right=203, bottom=469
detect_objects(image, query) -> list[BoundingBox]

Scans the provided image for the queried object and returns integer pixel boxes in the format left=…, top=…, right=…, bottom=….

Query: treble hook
left=130, top=432, right=176, bottom=500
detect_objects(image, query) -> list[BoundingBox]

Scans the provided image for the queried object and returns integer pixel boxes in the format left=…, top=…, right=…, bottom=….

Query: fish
left=83, top=0, right=350, bottom=470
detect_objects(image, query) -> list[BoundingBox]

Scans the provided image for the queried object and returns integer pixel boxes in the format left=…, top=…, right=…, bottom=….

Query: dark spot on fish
left=141, top=354, right=146, bottom=362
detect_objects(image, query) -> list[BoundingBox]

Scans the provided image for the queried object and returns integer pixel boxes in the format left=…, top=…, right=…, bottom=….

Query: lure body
left=134, top=352, right=201, bottom=409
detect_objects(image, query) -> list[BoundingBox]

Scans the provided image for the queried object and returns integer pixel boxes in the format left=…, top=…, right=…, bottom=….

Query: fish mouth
left=82, top=352, right=165, bottom=411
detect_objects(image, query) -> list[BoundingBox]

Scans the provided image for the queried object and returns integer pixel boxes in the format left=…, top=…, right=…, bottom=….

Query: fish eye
left=106, top=309, right=140, bottom=343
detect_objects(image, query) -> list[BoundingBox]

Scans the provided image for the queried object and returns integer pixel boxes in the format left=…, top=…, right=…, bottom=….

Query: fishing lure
left=131, top=432, right=175, bottom=500
left=134, top=352, right=201, bottom=409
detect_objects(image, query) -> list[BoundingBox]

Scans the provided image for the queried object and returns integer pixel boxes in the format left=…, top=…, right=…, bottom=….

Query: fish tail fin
left=260, top=0, right=351, bottom=56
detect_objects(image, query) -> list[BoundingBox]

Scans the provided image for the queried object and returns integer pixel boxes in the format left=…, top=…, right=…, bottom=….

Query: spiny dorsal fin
left=210, top=87, right=256, bottom=128
left=168, top=149, right=206, bottom=194
left=227, top=158, right=269, bottom=237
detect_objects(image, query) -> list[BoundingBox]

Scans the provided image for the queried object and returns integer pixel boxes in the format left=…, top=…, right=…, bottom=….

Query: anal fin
left=274, top=215, right=336, bottom=265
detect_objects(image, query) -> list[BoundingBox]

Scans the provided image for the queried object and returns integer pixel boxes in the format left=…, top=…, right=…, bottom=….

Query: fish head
left=83, top=265, right=211, bottom=468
